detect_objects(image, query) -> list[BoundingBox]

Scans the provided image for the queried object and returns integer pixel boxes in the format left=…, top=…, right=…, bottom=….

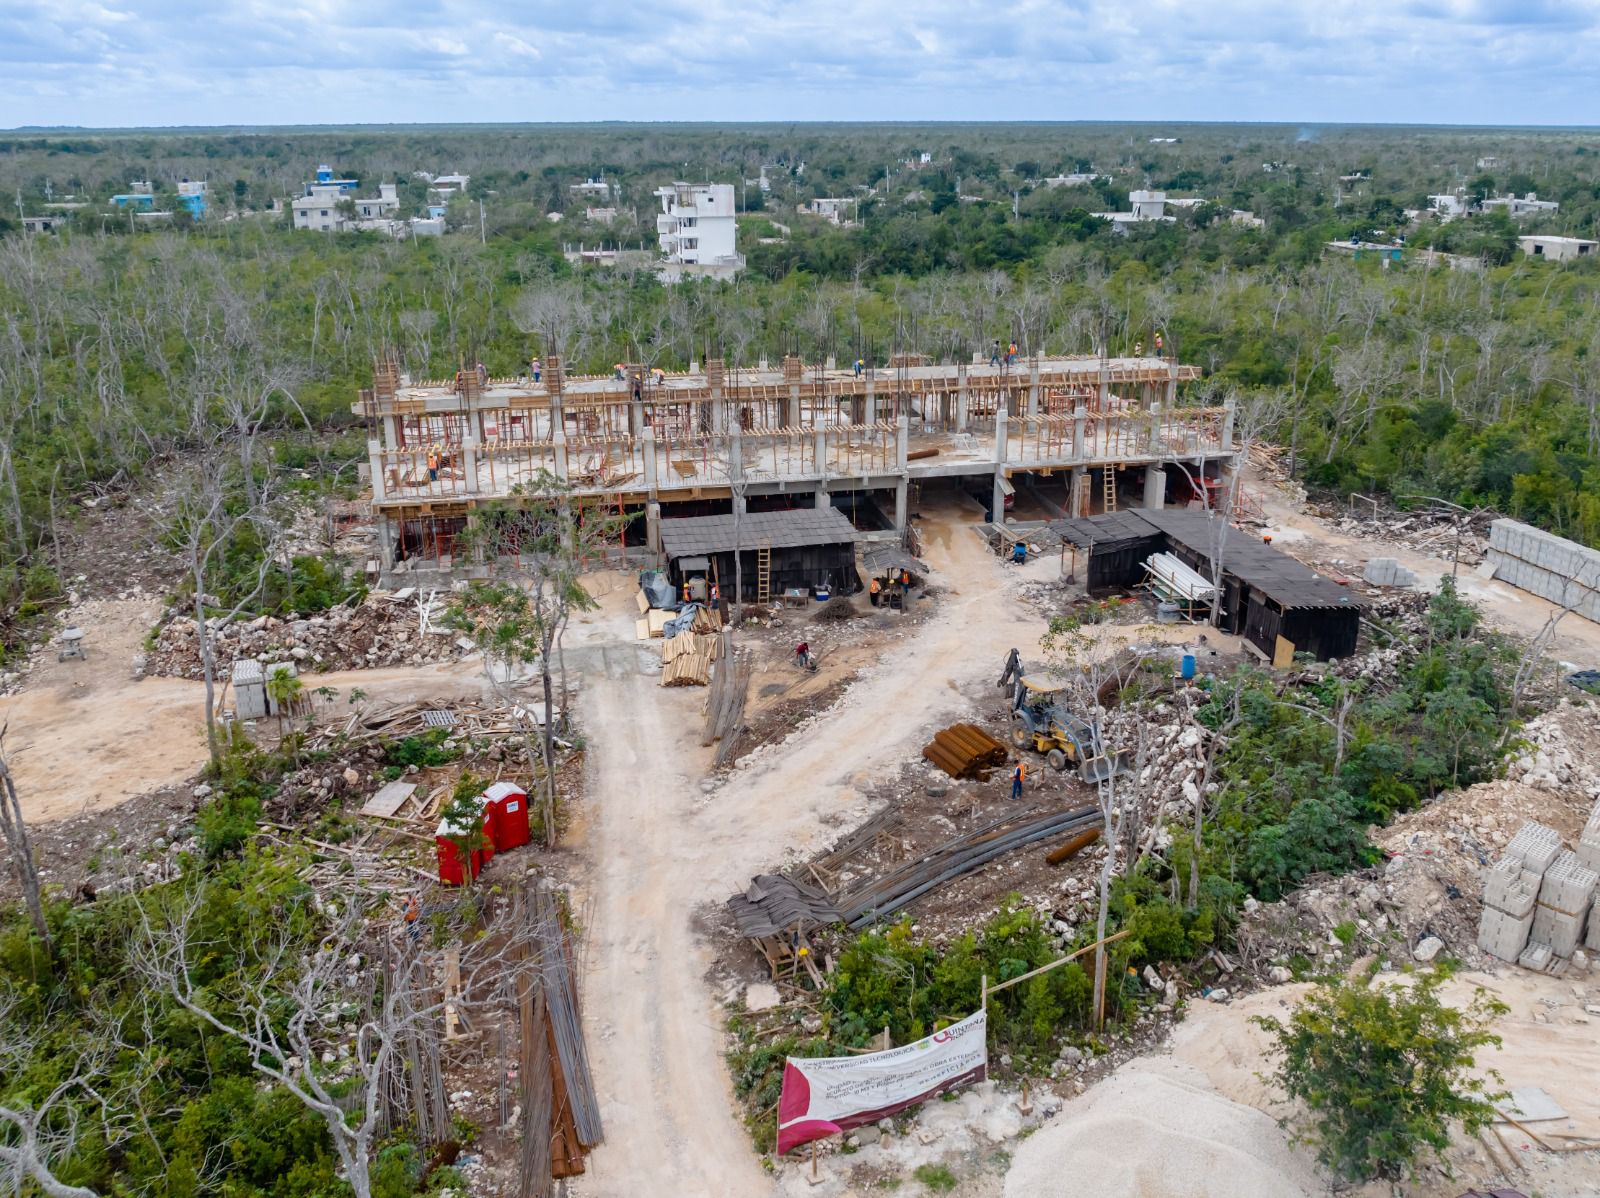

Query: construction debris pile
left=145, top=591, right=470, bottom=679
left=1332, top=501, right=1495, bottom=565
left=1477, top=812, right=1600, bottom=969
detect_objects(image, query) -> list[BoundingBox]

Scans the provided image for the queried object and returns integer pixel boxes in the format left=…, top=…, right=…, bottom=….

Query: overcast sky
left=4, top=0, right=1600, bottom=128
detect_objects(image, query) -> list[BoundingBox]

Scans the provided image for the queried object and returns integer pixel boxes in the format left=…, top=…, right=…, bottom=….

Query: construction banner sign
left=776, top=1010, right=987, bottom=1155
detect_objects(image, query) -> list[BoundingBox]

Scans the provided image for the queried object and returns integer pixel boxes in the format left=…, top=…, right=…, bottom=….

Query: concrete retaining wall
left=1486, top=518, right=1600, bottom=622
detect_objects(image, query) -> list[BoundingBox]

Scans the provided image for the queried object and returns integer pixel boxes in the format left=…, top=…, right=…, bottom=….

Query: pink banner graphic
left=776, top=1010, right=988, bottom=1155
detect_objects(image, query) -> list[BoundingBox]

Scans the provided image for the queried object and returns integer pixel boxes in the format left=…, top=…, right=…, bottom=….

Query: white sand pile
left=1004, top=1058, right=1324, bottom=1198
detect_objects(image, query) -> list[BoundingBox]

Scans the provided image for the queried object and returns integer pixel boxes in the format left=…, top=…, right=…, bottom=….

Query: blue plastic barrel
left=1181, top=654, right=1196, bottom=680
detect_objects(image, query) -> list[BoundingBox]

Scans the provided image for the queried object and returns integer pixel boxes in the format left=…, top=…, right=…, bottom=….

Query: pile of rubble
left=145, top=590, right=472, bottom=679
left=1506, top=701, right=1600, bottom=793
left=1333, top=505, right=1495, bottom=565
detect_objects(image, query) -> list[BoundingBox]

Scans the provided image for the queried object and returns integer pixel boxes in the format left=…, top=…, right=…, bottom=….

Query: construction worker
left=869, top=576, right=881, bottom=607
left=614, top=363, right=627, bottom=381
left=1007, top=340, right=1018, bottom=365
left=1012, top=761, right=1025, bottom=800
left=427, top=448, right=439, bottom=482
left=854, top=358, right=864, bottom=378
left=990, top=339, right=1002, bottom=367
left=794, top=642, right=812, bottom=669
left=653, top=367, right=666, bottom=387
left=403, top=894, right=421, bottom=942
left=1154, top=332, right=1164, bottom=358
left=531, top=356, right=541, bottom=382
left=899, top=568, right=911, bottom=598
left=1134, top=340, right=1143, bottom=357
left=475, top=361, right=487, bottom=386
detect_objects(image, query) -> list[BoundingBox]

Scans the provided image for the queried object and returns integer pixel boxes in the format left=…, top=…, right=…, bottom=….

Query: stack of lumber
left=922, top=723, right=1009, bottom=778
left=702, top=633, right=750, bottom=766
left=660, top=630, right=720, bottom=687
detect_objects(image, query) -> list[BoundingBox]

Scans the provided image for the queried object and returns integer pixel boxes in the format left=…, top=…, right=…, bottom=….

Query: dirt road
left=575, top=493, right=1098, bottom=1195
left=0, top=596, right=490, bottom=824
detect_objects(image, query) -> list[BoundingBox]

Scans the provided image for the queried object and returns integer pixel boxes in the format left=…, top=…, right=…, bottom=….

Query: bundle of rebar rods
left=835, top=804, right=1101, bottom=929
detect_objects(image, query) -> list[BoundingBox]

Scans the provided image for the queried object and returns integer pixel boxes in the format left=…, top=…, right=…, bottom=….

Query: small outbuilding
left=659, top=507, right=861, bottom=603
left=232, top=658, right=268, bottom=720
left=482, top=781, right=531, bottom=850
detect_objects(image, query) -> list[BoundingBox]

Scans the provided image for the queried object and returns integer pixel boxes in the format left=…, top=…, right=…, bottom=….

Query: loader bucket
left=1079, top=750, right=1133, bottom=784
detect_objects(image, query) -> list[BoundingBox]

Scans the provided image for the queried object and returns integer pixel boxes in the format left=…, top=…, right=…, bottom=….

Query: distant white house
left=292, top=182, right=400, bottom=232
left=1519, top=235, right=1596, bottom=262
left=800, top=197, right=857, bottom=226
left=654, top=182, right=744, bottom=282
left=585, top=206, right=618, bottom=225
left=429, top=173, right=470, bottom=195
left=1427, top=192, right=1470, bottom=220
left=1042, top=173, right=1104, bottom=188
left=1481, top=192, right=1560, bottom=218
left=571, top=177, right=613, bottom=200
left=1230, top=210, right=1265, bottom=229
left=1476, top=156, right=1499, bottom=170
left=1091, top=189, right=1179, bottom=232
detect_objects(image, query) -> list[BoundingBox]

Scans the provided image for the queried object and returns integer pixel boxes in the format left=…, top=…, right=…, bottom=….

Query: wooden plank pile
left=660, top=631, right=719, bottom=687
left=922, top=723, right=1009, bottom=779
left=702, top=632, right=751, bottom=767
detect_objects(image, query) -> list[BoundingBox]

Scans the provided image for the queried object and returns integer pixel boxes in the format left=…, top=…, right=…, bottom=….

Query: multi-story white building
left=1091, top=189, right=1179, bottom=232
left=801, top=197, right=857, bottom=226
left=571, top=177, right=613, bottom=200
left=1482, top=192, right=1560, bottom=218
left=292, top=182, right=400, bottom=232
left=653, top=182, right=744, bottom=282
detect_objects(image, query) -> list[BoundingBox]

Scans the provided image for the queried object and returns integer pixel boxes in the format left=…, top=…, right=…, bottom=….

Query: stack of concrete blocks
left=1485, top=518, right=1600, bottom=622
left=1578, top=801, right=1600, bottom=953
left=1362, top=557, right=1418, bottom=588
left=1528, top=851, right=1597, bottom=957
left=1477, top=821, right=1562, bottom=962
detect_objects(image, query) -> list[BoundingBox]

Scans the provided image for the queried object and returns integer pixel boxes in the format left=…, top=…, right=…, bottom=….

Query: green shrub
left=383, top=728, right=461, bottom=769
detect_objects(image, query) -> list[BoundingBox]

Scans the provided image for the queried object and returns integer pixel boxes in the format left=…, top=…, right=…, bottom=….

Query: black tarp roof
left=1052, top=509, right=1362, bottom=612
left=659, top=507, right=859, bottom=559
left=727, top=874, right=843, bottom=939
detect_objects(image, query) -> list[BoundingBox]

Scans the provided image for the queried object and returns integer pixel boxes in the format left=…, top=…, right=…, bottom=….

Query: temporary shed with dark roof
left=1051, top=509, right=1363, bottom=661
left=659, top=507, right=862, bottom=601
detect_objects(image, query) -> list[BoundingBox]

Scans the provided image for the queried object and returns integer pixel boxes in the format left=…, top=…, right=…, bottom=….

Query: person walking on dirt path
left=899, top=569, right=911, bottom=600
left=1012, top=762, right=1025, bottom=800
left=869, top=577, right=881, bottom=607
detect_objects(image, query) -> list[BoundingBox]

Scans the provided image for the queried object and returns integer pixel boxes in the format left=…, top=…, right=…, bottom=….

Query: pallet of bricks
left=1477, top=803, right=1600, bottom=970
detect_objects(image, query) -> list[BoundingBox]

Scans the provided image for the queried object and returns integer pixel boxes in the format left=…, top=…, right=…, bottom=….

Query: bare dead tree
left=0, top=736, right=48, bottom=950
left=133, top=885, right=526, bottom=1198
left=169, top=461, right=285, bottom=765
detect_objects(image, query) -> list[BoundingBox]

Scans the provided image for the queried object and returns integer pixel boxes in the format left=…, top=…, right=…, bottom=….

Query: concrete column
left=1071, top=466, right=1087, bottom=517
left=711, top=383, right=725, bottom=436
left=956, top=362, right=969, bottom=432
left=786, top=381, right=801, bottom=429
left=1222, top=399, right=1237, bottom=450
left=552, top=433, right=569, bottom=483
left=1145, top=403, right=1163, bottom=453
left=462, top=436, right=479, bottom=495
left=994, top=411, right=1009, bottom=466
left=895, top=414, right=910, bottom=472
left=730, top=430, right=745, bottom=492
left=814, top=428, right=828, bottom=487
left=865, top=374, right=878, bottom=425
left=629, top=399, right=644, bottom=437
left=642, top=429, right=658, bottom=494
left=894, top=478, right=909, bottom=530
left=1097, top=364, right=1109, bottom=412
left=1072, top=405, right=1086, bottom=461
left=991, top=472, right=1007, bottom=527
left=549, top=393, right=565, bottom=442
left=1166, top=361, right=1178, bottom=407
left=1027, top=355, right=1040, bottom=417
left=1143, top=464, right=1166, bottom=510
left=368, top=438, right=386, bottom=500
left=646, top=501, right=662, bottom=555
left=375, top=515, right=396, bottom=572
left=383, top=414, right=403, bottom=450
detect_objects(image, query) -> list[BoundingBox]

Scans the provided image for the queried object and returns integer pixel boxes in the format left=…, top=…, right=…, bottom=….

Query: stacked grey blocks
left=1363, top=557, right=1418, bottom=587
left=1485, top=518, right=1600, bottom=622
left=1530, top=852, right=1598, bottom=956
left=1481, top=812, right=1600, bottom=966
left=1478, top=821, right=1563, bottom=963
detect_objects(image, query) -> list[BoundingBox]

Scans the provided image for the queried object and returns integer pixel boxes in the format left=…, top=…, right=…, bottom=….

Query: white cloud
left=3, top=0, right=1600, bottom=125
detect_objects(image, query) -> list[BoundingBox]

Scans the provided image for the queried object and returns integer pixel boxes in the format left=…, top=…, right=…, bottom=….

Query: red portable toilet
left=435, top=795, right=492, bottom=885
left=482, top=781, right=531, bottom=851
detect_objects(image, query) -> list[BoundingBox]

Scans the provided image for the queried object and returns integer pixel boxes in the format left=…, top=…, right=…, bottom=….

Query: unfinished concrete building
left=355, top=353, right=1235, bottom=591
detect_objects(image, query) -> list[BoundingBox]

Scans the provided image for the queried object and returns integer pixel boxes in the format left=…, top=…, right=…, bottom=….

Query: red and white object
left=481, top=781, right=531, bottom=851
left=776, top=1010, right=987, bottom=1155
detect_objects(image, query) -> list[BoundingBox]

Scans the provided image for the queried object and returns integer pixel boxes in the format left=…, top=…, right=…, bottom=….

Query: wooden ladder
left=757, top=541, right=772, bottom=604
left=1102, top=464, right=1118, bottom=513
